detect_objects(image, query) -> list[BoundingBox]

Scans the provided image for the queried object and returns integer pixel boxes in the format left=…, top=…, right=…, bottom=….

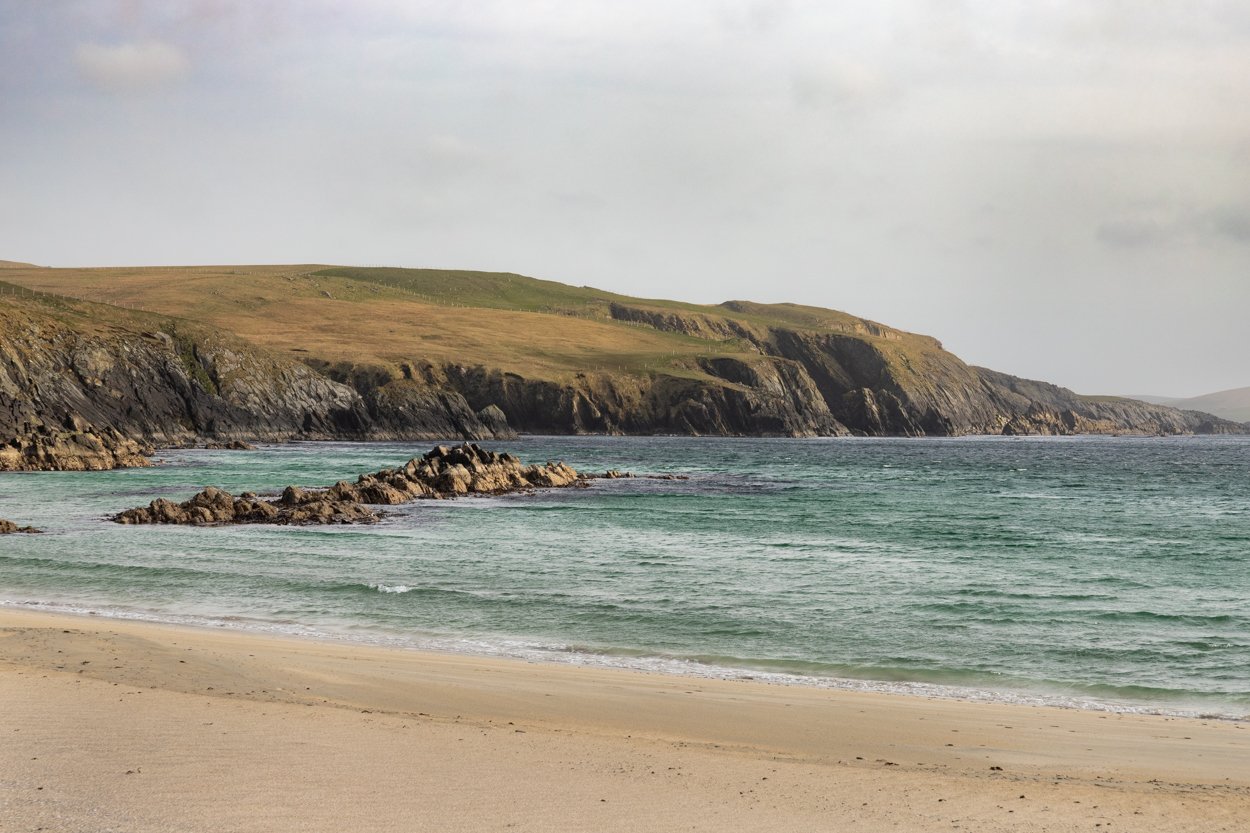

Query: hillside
left=1132, top=388, right=1250, bottom=423
left=0, top=263, right=1241, bottom=464
left=0, top=280, right=510, bottom=470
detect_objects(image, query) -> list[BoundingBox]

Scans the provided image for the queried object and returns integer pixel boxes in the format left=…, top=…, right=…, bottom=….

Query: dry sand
left=1, top=608, right=1246, bottom=832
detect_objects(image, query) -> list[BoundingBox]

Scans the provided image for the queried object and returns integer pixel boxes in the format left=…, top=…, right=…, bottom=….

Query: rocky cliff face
left=409, top=360, right=847, bottom=437
left=1, top=278, right=1241, bottom=471
left=0, top=297, right=513, bottom=469
left=416, top=304, right=1243, bottom=438
left=1, top=426, right=153, bottom=471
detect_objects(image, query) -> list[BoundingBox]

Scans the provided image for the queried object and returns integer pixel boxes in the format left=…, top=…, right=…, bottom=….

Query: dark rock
left=201, top=439, right=256, bottom=450
left=232, top=497, right=279, bottom=522
left=475, top=404, right=511, bottom=437
left=115, top=485, right=378, bottom=526
left=283, top=498, right=376, bottom=525
left=279, top=486, right=313, bottom=506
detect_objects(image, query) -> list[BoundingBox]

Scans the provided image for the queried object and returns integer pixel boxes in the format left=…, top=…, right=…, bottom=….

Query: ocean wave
left=1091, top=610, right=1240, bottom=626
left=5, top=434, right=1250, bottom=724
left=4, top=598, right=1246, bottom=721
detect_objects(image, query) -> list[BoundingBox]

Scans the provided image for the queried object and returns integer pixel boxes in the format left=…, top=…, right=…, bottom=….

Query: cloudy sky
left=2, top=1, right=1247, bottom=396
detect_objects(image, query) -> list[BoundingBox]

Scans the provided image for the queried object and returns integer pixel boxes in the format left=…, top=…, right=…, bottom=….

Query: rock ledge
left=0, top=426, right=152, bottom=472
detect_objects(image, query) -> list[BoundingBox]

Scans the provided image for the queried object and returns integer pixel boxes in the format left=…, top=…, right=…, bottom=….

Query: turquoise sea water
left=1, top=436, right=1247, bottom=718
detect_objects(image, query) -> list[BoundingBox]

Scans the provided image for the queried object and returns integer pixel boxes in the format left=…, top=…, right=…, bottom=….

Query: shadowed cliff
left=0, top=286, right=511, bottom=469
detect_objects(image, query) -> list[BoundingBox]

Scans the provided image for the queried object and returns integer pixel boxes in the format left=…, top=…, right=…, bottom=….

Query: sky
left=1, top=1, right=1247, bottom=397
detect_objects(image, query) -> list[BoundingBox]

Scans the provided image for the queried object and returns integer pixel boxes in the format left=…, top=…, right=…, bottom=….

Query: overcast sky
left=1, top=1, right=1247, bottom=396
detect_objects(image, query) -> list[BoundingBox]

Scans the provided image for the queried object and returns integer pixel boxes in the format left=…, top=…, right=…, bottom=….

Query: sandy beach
left=0, top=607, right=1246, bottom=832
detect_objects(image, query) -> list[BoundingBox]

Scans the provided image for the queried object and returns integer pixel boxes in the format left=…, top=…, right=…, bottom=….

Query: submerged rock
left=0, top=519, right=41, bottom=534
left=113, top=443, right=583, bottom=527
left=200, top=439, right=257, bottom=450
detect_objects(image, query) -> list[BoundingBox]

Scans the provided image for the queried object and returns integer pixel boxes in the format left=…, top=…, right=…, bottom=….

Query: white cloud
left=1097, top=205, right=1250, bottom=248
left=1097, top=215, right=1174, bottom=248
left=715, top=0, right=794, bottom=34
left=1, top=1, right=1246, bottom=394
left=791, top=60, right=897, bottom=113
left=1207, top=205, right=1250, bottom=243
left=75, top=41, right=190, bottom=92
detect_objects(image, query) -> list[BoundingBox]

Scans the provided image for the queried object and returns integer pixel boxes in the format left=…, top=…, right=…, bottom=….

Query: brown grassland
left=0, top=263, right=947, bottom=386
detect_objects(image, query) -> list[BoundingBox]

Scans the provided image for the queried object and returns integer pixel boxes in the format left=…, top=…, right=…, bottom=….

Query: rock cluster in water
left=113, top=443, right=582, bottom=526
left=0, top=519, right=41, bottom=534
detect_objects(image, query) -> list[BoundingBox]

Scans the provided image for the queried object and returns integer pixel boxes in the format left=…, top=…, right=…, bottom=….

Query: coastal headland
left=1, top=607, right=1246, bottom=832
left=2, top=263, right=1244, bottom=474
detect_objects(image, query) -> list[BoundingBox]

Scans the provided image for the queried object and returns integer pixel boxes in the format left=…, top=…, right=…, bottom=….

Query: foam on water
left=3, top=596, right=1243, bottom=721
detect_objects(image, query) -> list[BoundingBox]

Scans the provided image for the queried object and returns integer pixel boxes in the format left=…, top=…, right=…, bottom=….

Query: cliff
left=0, top=290, right=512, bottom=470
left=400, top=295, right=1237, bottom=438
left=0, top=264, right=1241, bottom=470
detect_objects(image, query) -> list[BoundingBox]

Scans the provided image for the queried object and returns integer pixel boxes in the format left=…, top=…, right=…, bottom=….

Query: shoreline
left=2, top=606, right=1247, bottom=832
left=3, top=598, right=1245, bottom=724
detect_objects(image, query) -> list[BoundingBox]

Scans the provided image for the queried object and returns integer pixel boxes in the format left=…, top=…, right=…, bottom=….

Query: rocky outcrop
left=300, top=360, right=516, bottom=441
left=0, top=297, right=516, bottom=470
left=0, top=425, right=153, bottom=471
left=114, top=443, right=582, bottom=526
left=0, top=519, right=41, bottom=534
left=609, top=303, right=760, bottom=344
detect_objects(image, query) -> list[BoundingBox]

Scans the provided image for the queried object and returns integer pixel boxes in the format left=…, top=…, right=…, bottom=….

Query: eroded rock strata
left=0, top=294, right=516, bottom=472
left=0, top=425, right=153, bottom=472
left=0, top=519, right=41, bottom=534
left=2, top=272, right=1244, bottom=469
left=114, top=443, right=581, bottom=526
left=415, top=311, right=1245, bottom=438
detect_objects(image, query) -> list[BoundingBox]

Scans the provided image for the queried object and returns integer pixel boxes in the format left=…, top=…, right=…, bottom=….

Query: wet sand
left=1, top=607, right=1246, bottom=832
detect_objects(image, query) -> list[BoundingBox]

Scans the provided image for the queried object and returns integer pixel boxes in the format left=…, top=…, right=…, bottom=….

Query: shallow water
left=2, top=435, right=1247, bottom=718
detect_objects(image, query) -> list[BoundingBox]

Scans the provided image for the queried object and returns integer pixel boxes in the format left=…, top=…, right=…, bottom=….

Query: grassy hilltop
left=0, top=262, right=933, bottom=385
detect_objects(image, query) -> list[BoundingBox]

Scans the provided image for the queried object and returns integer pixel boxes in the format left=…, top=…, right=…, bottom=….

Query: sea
left=2, top=435, right=1247, bottom=719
